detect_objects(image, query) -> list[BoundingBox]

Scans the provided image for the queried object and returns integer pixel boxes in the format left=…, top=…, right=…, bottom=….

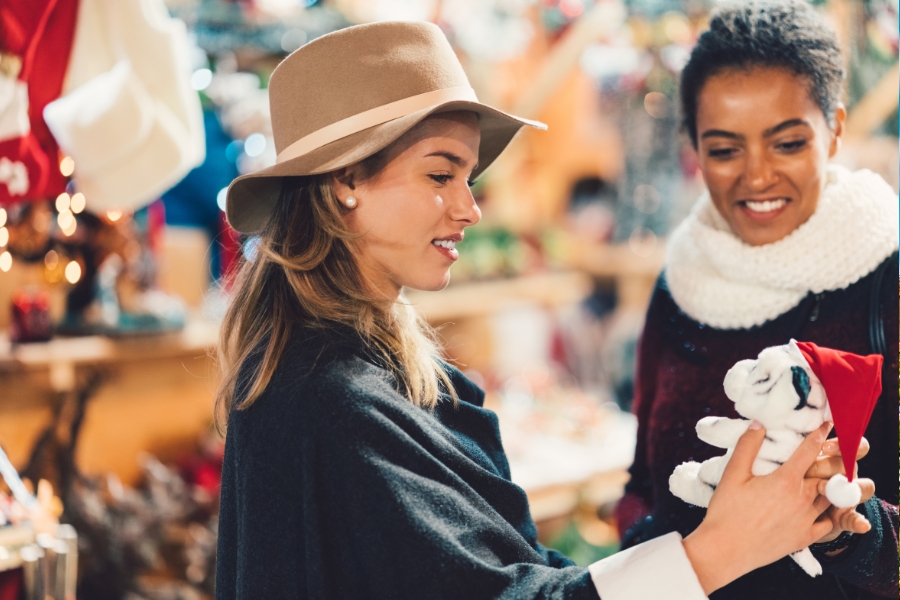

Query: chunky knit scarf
left=666, top=166, right=899, bottom=330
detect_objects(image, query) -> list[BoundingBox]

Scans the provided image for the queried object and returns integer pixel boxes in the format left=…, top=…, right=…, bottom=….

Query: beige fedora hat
left=225, top=20, right=546, bottom=233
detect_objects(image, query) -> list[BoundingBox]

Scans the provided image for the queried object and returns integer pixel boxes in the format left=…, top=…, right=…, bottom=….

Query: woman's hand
left=682, top=422, right=834, bottom=594
left=805, top=437, right=874, bottom=544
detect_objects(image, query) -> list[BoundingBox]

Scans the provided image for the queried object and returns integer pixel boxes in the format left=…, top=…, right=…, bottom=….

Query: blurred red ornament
left=10, top=288, right=52, bottom=342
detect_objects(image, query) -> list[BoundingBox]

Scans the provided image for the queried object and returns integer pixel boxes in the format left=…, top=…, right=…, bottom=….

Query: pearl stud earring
left=344, top=196, right=357, bottom=208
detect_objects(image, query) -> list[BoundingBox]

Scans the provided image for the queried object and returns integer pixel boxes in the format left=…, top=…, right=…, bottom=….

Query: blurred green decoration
left=452, top=227, right=530, bottom=282
left=847, top=0, right=899, bottom=136
left=545, top=521, right=619, bottom=567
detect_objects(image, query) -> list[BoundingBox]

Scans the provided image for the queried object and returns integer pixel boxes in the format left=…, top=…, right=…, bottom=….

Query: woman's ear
left=828, top=104, right=846, bottom=158
left=331, top=167, right=358, bottom=201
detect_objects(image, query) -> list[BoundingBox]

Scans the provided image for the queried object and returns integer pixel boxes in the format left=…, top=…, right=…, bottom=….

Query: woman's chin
left=405, top=271, right=452, bottom=293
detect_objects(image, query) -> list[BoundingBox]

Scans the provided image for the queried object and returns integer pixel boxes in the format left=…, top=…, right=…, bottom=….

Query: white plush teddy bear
left=668, top=339, right=862, bottom=577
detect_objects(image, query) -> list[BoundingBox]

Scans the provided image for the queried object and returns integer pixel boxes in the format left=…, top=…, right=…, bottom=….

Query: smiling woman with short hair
left=616, top=1, right=899, bottom=599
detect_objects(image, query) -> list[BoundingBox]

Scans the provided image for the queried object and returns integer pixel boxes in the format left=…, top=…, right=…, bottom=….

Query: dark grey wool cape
left=215, top=327, right=601, bottom=599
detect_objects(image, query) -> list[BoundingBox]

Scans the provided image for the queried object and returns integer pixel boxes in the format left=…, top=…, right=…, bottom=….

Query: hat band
left=275, top=86, right=478, bottom=165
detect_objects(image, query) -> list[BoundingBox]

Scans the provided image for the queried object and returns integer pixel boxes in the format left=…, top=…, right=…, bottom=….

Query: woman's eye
left=708, top=147, right=737, bottom=159
left=429, top=174, right=452, bottom=185
left=776, top=140, right=807, bottom=152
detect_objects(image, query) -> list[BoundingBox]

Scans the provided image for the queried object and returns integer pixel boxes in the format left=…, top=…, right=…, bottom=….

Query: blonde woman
left=215, top=22, right=840, bottom=600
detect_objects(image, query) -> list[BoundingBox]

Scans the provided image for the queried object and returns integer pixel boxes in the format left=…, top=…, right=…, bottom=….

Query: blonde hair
left=215, top=156, right=456, bottom=427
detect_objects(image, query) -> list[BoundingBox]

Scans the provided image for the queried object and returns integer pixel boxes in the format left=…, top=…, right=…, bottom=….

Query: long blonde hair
left=215, top=151, right=455, bottom=427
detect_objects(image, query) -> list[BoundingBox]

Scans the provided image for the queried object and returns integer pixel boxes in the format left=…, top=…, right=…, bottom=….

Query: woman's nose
left=449, top=187, right=481, bottom=225
left=743, top=151, right=778, bottom=191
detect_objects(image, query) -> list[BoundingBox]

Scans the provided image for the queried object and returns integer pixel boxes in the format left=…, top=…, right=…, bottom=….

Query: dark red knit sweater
left=615, top=253, right=898, bottom=600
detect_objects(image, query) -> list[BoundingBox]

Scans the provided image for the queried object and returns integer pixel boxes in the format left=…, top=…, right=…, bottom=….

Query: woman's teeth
left=432, top=239, right=456, bottom=250
left=743, top=198, right=788, bottom=213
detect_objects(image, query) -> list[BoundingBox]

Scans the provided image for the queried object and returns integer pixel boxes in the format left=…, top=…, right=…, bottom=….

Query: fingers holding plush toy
left=816, top=478, right=874, bottom=545
left=683, top=422, right=835, bottom=592
left=807, top=436, right=869, bottom=479
left=808, top=437, right=874, bottom=544
left=671, top=340, right=883, bottom=578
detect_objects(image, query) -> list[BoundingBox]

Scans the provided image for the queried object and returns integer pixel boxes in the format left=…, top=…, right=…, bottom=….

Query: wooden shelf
left=0, top=317, right=219, bottom=374
left=561, top=239, right=665, bottom=279
left=405, top=271, right=593, bottom=323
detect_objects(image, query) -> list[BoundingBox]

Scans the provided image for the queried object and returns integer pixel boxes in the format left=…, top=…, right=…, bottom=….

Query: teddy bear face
left=723, top=343, right=823, bottom=428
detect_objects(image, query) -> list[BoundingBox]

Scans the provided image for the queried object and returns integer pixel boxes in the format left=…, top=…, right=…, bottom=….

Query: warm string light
left=45, top=250, right=59, bottom=270
left=56, top=193, right=80, bottom=235
left=65, top=261, right=81, bottom=284
left=55, top=192, right=70, bottom=212
left=59, top=157, right=75, bottom=177
left=107, top=210, right=123, bottom=221
left=44, top=250, right=62, bottom=283
left=62, top=218, right=77, bottom=237
left=70, top=192, right=86, bottom=213
left=0, top=251, right=11, bottom=272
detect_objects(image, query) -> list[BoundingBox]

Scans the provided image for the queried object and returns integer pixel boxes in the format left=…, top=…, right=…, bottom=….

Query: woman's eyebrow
left=700, top=129, right=741, bottom=141
left=700, top=118, right=811, bottom=142
left=425, top=151, right=468, bottom=167
left=762, top=118, right=809, bottom=137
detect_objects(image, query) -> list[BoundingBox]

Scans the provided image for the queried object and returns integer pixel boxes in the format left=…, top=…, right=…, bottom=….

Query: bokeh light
left=58, top=210, right=75, bottom=230
left=65, top=261, right=82, bottom=283
left=62, top=217, right=78, bottom=237
left=643, top=92, right=668, bottom=119
left=244, top=133, right=267, bottom=158
left=45, top=250, right=59, bottom=270
left=628, top=226, right=658, bottom=257
left=0, top=251, right=11, bottom=272
left=59, top=156, right=75, bottom=177
left=217, top=187, right=228, bottom=212
left=56, top=192, right=71, bottom=212
left=191, top=68, right=213, bottom=91
left=633, top=184, right=661, bottom=214
left=70, top=192, right=86, bottom=214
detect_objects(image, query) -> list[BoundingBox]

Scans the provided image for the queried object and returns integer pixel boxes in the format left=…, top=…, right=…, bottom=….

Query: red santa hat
left=0, top=0, right=78, bottom=205
left=795, top=341, right=883, bottom=483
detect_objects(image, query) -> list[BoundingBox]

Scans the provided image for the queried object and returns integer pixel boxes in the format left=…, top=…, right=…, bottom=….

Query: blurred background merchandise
left=0, top=0, right=896, bottom=598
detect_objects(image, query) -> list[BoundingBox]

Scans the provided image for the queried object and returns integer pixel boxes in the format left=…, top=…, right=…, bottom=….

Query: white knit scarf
left=665, top=166, right=899, bottom=330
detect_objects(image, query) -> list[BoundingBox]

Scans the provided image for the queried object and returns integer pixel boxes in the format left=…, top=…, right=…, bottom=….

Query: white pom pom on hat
left=825, top=474, right=863, bottom=509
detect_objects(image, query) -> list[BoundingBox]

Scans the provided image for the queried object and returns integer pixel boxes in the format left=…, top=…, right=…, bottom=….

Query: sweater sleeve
left=817, top=497, right=899, bottom=597
left=308, top=375, right=600, bottom=600
left=217, top=354, right=711, bottom=600
left=615, top=277, right=666, bottom=541
left=309, top=371, right=708, bottom=600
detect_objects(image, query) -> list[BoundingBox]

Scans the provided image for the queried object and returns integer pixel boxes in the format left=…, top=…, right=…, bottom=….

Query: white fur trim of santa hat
left=42, top=0, right=204, bottom=212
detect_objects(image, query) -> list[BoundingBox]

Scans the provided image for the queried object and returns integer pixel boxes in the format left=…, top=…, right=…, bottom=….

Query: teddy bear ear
left=785, top=339, right=807, bottom=364
left=723, top=359, right=754, bottom=402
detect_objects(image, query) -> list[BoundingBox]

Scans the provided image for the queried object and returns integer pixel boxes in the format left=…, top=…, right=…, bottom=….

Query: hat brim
left=225, top=101, right=545, bottom=233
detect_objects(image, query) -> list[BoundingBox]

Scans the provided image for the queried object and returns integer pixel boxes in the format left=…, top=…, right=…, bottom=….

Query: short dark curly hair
left=680, top=0, right=845, bottom=148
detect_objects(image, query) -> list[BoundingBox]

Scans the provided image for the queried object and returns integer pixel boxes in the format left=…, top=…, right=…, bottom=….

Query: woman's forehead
left=696, top=67, right=823, bottom=133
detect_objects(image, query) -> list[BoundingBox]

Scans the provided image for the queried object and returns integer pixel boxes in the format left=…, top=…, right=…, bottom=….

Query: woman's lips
left=737, top=198, right=790, bottom=222
left=431, top=239, right=459, bottom=261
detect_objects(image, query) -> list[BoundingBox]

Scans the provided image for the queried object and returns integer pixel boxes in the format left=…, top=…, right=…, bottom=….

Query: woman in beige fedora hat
left=214, top=20, right=836, bottom=600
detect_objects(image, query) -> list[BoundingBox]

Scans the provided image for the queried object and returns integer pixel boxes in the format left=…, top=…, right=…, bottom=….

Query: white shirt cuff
left=588, top=532, right=708, bottom=600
